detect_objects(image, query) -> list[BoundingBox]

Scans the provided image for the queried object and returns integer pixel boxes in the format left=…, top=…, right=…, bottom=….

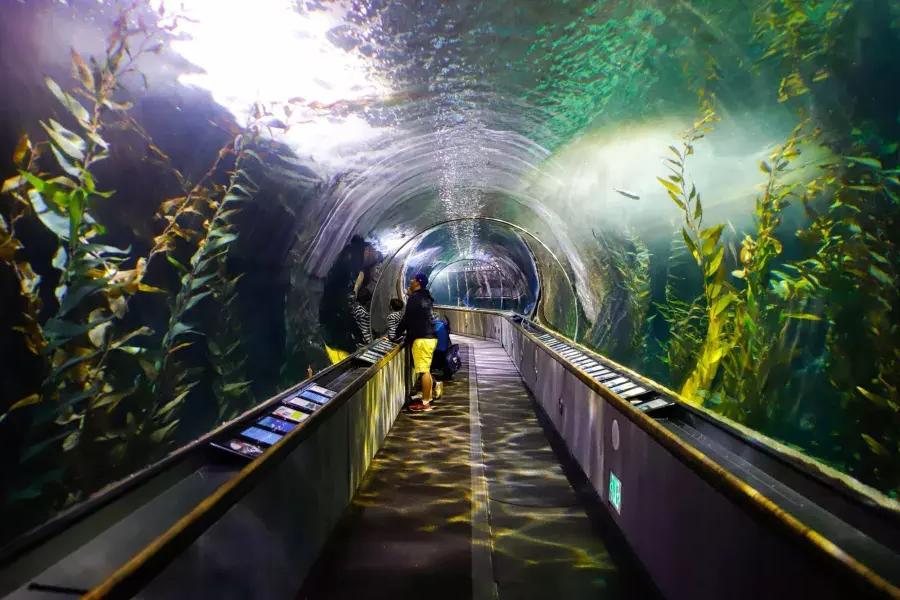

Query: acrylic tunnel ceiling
left=1, top=0, right=823, bottom=328
left=2, top=0, right=899, bottom=530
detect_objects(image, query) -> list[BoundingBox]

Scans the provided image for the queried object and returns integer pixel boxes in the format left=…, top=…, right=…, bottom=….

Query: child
left=386, top=298, right=404, bottom=339
left=351, top=287, right=373, bottom=346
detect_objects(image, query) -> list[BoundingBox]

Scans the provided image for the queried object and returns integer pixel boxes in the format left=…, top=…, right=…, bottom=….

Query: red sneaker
left=408, top=401, right=433, bottom=412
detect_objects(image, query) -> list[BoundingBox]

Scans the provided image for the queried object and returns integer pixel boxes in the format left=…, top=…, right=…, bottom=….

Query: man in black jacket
left=392, top=272, right=437, bottom=412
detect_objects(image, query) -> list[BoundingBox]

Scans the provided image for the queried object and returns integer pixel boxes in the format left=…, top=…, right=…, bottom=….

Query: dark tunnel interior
left=0, top=0, right=898, bottom=563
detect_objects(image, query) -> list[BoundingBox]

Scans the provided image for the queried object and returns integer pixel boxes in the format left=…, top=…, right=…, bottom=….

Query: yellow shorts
left=325, top=345, right=350, bottom=365
left=411, top=338, right=438, bottom=375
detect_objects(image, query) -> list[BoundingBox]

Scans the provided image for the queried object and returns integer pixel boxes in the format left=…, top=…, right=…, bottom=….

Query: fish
left=613, top=188, right=640, bottom=200
left=258, top=116, right=288, bottom=129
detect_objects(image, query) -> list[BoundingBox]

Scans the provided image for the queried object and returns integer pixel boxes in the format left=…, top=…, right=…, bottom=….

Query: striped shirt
left=351, top=301, right=372, bottom=346
left=386, top=311, right=403, bottom=340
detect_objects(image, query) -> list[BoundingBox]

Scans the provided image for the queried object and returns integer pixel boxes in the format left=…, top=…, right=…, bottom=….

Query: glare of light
left=281, top=114, right=384, bottom=170
left=373, top=227, right=414, bottom=255
left=155, top=0, right=391, bottom=171
left=527, top=114, right=807, bottom=228
left=406, top=246, right=443, bottom=268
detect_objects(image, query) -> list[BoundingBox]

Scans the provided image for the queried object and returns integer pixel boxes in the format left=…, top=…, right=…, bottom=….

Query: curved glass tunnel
left=400, top=220, right=541, bottom=315
left=369, top=218, right=549, bottom=333
left=0, top=0, right=898, bottom=556
left=370, top=217, right=578, bottom=339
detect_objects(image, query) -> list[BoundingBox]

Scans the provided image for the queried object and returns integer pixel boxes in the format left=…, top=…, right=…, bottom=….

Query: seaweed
left=790, top=153, right=900, bottom=493
left=718, top=125, right=813, bottom=426
left=0, top=3, right=268, bottom=532
left=145, top=133, right=260, bottom=434
left=656, top=100, right=735, bottom=404
left=655, top=232, right=708, bottom=389
left=751, top=0, right=899, bottom=493
left=753, top=0, right=852, bottom=102
left=649, top=0, right=900, bottom=491
left=588, top=228, right=651, bottom=362
left=208, top=263, right=253, bottom=422
left=1, top=4, right=180, bottom=506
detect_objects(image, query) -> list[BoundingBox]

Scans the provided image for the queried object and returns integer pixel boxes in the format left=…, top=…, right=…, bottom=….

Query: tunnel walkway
left=299, top=336, right=653, bottom=600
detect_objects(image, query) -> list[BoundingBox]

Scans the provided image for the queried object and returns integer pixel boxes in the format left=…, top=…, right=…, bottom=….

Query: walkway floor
left=299, top=336, right=653, bottom=600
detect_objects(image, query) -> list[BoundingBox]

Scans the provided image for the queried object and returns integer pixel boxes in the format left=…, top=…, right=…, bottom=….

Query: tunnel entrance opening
left=399, top=222, right=539, bottom=314
left=368, top=216, right=582, bottom=339
left=428, top=258, right=525, bottom=312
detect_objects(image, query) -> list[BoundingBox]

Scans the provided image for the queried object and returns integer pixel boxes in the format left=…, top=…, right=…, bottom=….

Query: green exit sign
left=609, top=471, right=622, bottom=514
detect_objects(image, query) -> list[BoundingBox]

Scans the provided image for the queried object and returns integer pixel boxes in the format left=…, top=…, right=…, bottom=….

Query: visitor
left=319, top=236, right=378, bottom=364
left=351, top=287, right=373, bottom=346
left=431, top=314, right=451, bottom=378
left=392, top=273, right=437, bottom=412
left=386, top=298, right=404, bottom=339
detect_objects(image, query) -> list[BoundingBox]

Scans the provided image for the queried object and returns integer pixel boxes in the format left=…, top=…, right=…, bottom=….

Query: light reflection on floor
left=473, top=341, right=640, bottom=597
left=300, top=338, right=653, bottom=599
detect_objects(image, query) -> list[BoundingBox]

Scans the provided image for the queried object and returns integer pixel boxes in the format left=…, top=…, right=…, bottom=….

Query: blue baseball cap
left=413, top=272, right=429, bottom=287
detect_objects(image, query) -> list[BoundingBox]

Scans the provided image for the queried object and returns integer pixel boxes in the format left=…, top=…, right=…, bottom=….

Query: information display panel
left=286, top=397, right=320, bottom=413
left=299, top=389, right=332, bottom=405
left=257, top=416, right=296, bottom=434
left=609, top=381, right=637, bottom=394
left=209, top=380, right=335, bottom=460
left=533, top=325, right=674, bottom=416
left=636, top=397, right=673, bottom=412
left=307, top=384, right=336, bottom=398
left=357, top=351, right=382, bottom=364
left=273, top=406, right=308, bottom=423
left=212, top=439, right=265, bottom=459
left=241, top=426, right=282, bottom=447
left=619, top=387, right=649, bottom=399
left=372, top=340, right=394, bottom=353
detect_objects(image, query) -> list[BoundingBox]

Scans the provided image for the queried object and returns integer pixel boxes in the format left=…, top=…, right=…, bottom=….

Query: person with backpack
left=431, top=315, right=461, bottom=380
left=392, top=273, right=437, bottom=413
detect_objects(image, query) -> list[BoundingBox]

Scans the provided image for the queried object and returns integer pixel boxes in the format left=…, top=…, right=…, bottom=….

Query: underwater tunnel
left=0, top=1, right=899, bottom=598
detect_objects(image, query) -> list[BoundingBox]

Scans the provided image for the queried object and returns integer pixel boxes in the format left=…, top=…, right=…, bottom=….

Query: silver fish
left=614, top=188, right=640, bottom=200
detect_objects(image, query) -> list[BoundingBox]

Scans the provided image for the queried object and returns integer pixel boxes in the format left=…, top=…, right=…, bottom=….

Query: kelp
left=656, top=233, right=708, bottom=389
left=147, top=132, right=261, bottom=434
left=1, top=4, right=180, bottom=504
left=656, top=100, right=734, bottom=404
left=753, top=0, right=851, bottom=102
left=0, top=2, right=268, bottom=531
left=621, top=231, right=652, bottom=360
left=789, top=153, right=900, bottom=491
left=588, top=228, right=651, bottom=362
left=718, top=125, right=815, bottom=426
left=752, top=0, right=899, bottom=493
left=1, top=137, right=46, bottom=366
left=643, top=0, right=900, bottom=495
left=208, top=263, right=253, bottom=422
